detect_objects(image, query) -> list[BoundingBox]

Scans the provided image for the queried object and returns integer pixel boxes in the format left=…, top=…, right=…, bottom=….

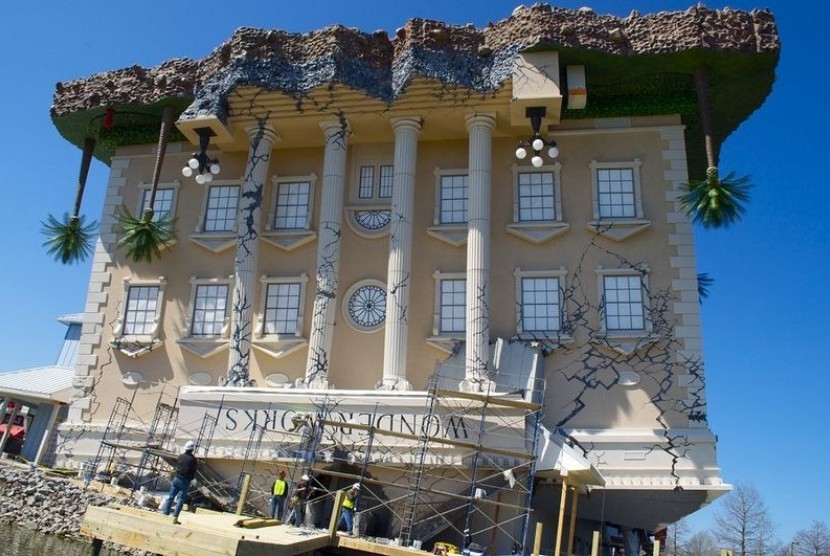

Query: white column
left=34, top=403, right=61, bottom=466
left=304, top=120, right=350, bottom=388
left=462, top=114, right=496, bottom=391
left=226, top=123, right=278, bottom=386
left=380, top=117, right=422, bottom=391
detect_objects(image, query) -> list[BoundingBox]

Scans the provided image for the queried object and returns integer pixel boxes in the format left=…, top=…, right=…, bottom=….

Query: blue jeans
left=338, top=507, right=354, bottom=534
left=161, top=476, right=191, bottom=518
left=270, top=495, right=286, bottom=520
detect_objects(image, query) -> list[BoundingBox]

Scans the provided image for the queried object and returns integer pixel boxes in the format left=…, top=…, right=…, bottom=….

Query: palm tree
left=115, top=105, right=176, bottom=262
left=41, top=137, right=99, bottom=264
left=680, top=66, right=752, bottom=228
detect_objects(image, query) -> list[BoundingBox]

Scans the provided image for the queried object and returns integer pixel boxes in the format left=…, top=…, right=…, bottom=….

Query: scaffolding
left=84, top=364, right=544, bottom=554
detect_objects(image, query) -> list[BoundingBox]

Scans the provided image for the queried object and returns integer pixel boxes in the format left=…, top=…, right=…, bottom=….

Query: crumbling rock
left=50, top=3, right=780, bottom=121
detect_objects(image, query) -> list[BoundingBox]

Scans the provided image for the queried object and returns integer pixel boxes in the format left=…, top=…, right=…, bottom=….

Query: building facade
left=49, top=4, right=779, bottom=554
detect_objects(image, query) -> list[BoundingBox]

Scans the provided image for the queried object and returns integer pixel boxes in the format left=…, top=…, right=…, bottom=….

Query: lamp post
left=790, top=540, right=799, bottom=556
left=182, top=127, right=221, bottom=183
left=515, top=106, right=559, bottom=167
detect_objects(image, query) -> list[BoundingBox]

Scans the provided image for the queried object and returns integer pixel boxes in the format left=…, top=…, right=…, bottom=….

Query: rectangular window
left=439, top=175, right=468, bottom=224
left=274, top=181, right=311, bottom=230
left=263, top=282, right=302, bottom=335
left=597, top=168, right=636, bottom=218
left=358, top=166, right=375, bottom=199
left=191, top=284, right=229, bottom=336
left=141, top=188, right=175, bottom=221
left=521, top=277, right=560, bottom=332
left=378, top=165, right=394, bottom=198
left=518, top=171, right=556, bottom=222
left=124, top=286, right=160, bottom=335
left=203, top=185, right=239, bottom=232
left=439, top=279, right=466, bottom=333
left=603, top=275, right=645, bottom=330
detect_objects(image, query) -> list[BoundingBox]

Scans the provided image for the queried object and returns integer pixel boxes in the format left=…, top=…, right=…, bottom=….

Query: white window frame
left=435, top=171, right=469, bottom=225
left=426, top=168, right=469, bottom=248
left=256, top=275, right=308, bottom=339
left=262, top=174, right=318, bottom=251
left=431, top=271, right=467, bottom=337
left=596, top=267, right=652, bottom=336
left=110, top=276, right=167, bottom=357
left=514, top=268, right=567, bottom=335
left=194, top=181, right=240, bottom=234
left=137, top=182, right=180, bottom=222
left=506, top=163, right=569, bottom=245
left=349, top=149, right=394, bottom=205
left=513, top=163, right=563, bottom=223
left=183, top=277, right=233, bottom=338
left=342, top=279, right=388, bottom=333
left=589, top=160, right=644, bottom=221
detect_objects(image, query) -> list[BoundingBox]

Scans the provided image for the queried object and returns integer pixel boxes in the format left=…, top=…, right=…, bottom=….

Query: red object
left=0, top=424, right=25, bottom=439
left=103, top=107, right=115, bottom=128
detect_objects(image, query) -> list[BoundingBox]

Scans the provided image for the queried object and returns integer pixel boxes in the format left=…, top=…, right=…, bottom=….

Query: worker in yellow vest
left=270, top=470, right=288, bottom=520
left=338, top=483, right=360, bottom=535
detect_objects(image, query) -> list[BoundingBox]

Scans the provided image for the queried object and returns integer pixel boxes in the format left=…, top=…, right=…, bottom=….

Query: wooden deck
left=82, top=505, right=431, bottom=556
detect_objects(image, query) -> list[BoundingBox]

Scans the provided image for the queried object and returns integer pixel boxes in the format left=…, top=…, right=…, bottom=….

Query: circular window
left=354, top=210, right=391, bottom=231
left=343, top=280, right=387, bottom=332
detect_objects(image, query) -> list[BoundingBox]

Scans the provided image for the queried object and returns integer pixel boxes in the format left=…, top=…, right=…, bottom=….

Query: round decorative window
left=344, top=281, right=387, bottom=332
left=354, top=210, right=391, bottom=231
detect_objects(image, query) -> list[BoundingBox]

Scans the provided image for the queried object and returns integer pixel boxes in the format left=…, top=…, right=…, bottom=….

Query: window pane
left=518, top=172, right=556, bottom=222
left=204, top=185, right=239, bottom=232
left=124, top=286, right=159, bottom=335
left=358, top=166, right=374, bottom=199
left=264, top=282, right=302, bottom=334
left=379, top=165, right=394, bottom=198
left=439, top=175, right=468, bottom=224
left=439, top=279, right=466, bottom=333
left=521, top=277, right=560, bottom=332
left=192, top=284, right=228, bottom=336
left=142, top=188, right=175, bottom=222
left=603, top=275, right=645, bottom=330
left=274, top=182, right=310, bottom=230
left=597, top=168, right=635, bottom=218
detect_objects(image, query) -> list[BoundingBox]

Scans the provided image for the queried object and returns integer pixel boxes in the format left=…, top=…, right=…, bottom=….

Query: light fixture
left=515, top=106, right=559, bottom=167
left=182, top=127, right=220, bottom=182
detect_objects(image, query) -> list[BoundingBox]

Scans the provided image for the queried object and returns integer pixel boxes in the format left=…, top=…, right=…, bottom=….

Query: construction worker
left=160, top=440, right=198, bottom=524
left=338, top=483, right=360, bottom=535
left=270, top=470, right=288, bottom=520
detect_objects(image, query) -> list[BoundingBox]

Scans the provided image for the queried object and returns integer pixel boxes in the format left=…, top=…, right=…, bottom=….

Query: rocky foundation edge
left=51, top=3, right=779, bottom=119
left=0, top=460, right=147, bottom=555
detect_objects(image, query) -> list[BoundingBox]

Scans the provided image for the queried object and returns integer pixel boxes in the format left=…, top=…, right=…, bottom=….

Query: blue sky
left=1, top=0, right=826, bottom=545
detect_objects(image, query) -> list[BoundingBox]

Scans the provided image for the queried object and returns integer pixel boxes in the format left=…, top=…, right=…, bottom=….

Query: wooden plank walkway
left=82, top=505, right=431, bottom=556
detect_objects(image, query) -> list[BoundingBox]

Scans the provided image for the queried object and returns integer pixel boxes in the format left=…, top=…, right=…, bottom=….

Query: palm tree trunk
left=72, top=137, right=96, bottom=219
left=146, top=105, right=175, bottom=214
left=694, top=66, right=718, bottom=182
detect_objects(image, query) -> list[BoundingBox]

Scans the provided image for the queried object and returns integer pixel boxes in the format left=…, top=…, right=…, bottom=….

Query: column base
left=374, top=377, right=412, bottom=391
left=295, top=377, right=333, bottom=390
left=458, top=378, right=497, bottom=394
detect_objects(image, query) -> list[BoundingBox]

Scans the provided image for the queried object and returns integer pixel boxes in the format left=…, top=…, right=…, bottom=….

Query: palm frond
left=41, top=213, right=98, bottom=264
left=115, top=206, right=176, bottom=263
left=680, top=171, right=752, bottom=229
left=697, top=272, right=713, bottom=302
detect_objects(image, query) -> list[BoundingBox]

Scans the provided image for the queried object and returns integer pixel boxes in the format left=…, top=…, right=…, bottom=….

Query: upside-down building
left=47, top=4, right=779, bottom=554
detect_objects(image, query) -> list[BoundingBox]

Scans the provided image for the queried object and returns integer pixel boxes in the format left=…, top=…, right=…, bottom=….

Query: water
left=0, top=521, right=121, bottom=555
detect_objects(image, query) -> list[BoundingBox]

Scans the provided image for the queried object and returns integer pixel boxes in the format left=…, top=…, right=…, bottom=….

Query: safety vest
left=273, top=478, right=287, bottom=496
left=343, top=493, right=356, bottom=510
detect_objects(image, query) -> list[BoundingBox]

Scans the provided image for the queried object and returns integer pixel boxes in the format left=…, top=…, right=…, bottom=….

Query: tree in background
left=792, top=520, right=830, bottom=556
left=664, top=519, right=690, bottom=555
left=683, top=531, right=718, bottom=556
left=714, top=483, right=775, bottom=556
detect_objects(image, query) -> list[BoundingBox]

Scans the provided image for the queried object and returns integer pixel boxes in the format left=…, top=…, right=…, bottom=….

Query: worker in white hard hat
left=338, top=482, right=360, bottom=535
left=160, top=441, right=198, bottom=524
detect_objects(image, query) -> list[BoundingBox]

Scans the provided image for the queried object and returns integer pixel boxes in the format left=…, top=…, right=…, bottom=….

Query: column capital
left=245, top=123, right=280, bottom=144
left=320, top=118, right=351, bottom=138
left=390, top=116, right=423, bottom=134
left=465, top=113, right=497, bottom=132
